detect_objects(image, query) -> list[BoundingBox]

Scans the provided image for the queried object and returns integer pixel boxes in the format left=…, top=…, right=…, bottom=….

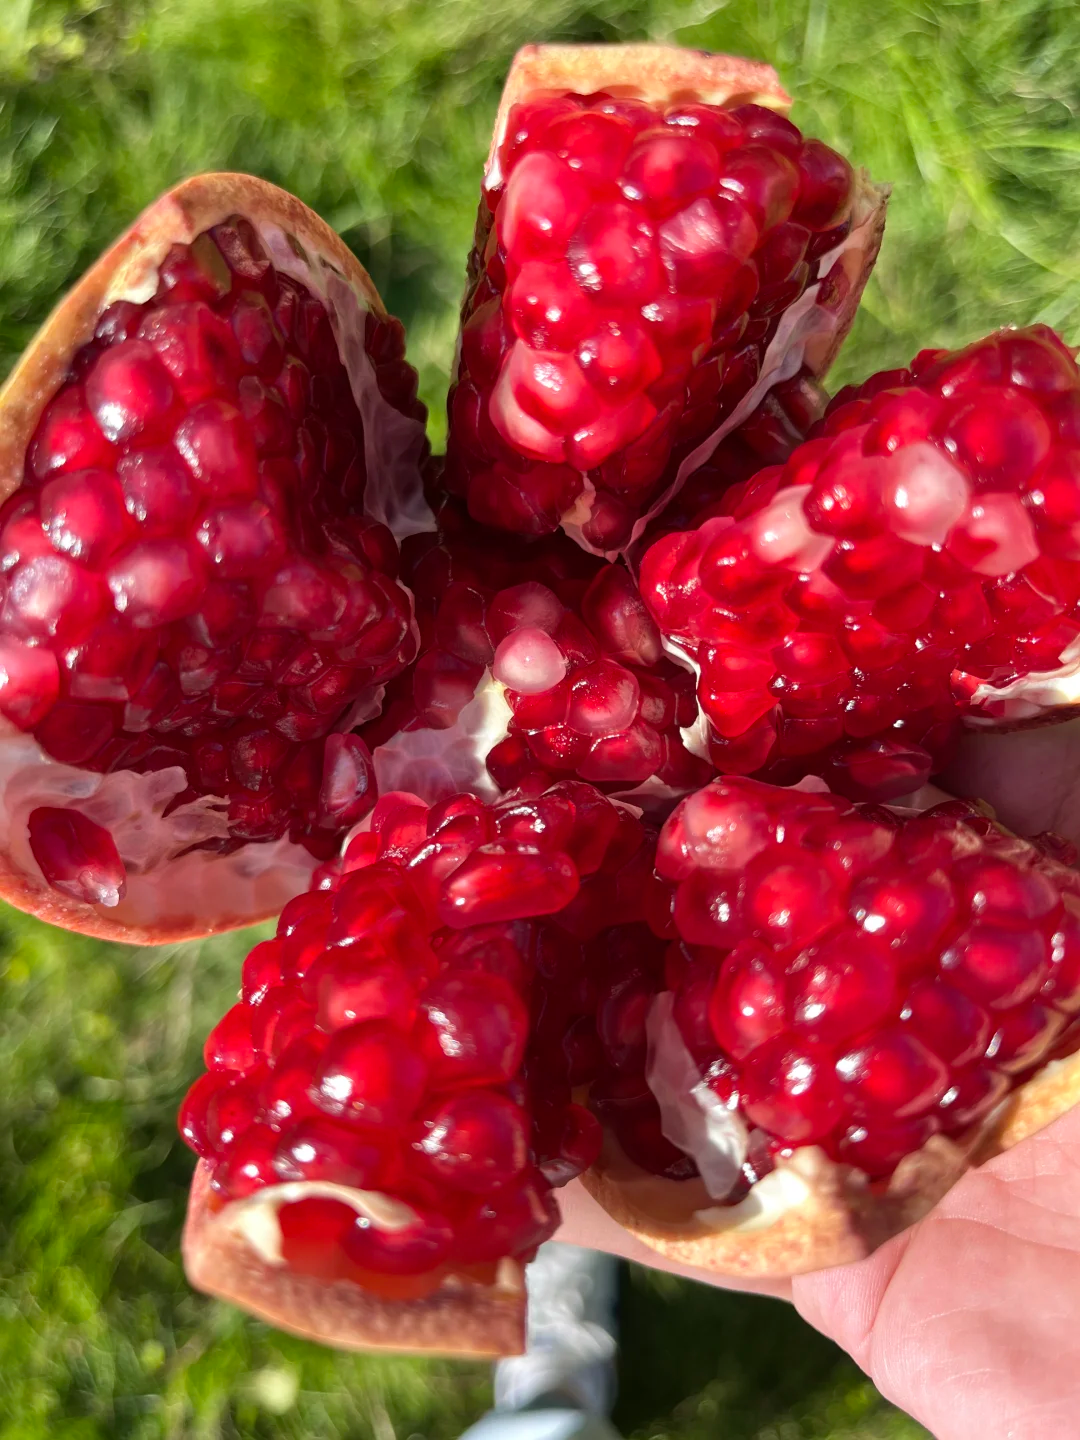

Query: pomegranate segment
left=640, top=325, right=1080, bottom=801
left=1, top=210, right=427, bottom=915
left=365, top=495, right=711, bottom=799
left=446, top=78, right=868, bottom=552
left=180, top=780, right=657, bottom=1289
left=621, top=777, right=1080, bottom=1185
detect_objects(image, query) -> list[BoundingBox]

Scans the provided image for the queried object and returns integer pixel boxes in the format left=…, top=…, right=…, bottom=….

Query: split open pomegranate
left=443, top=44, right=886, bottom=553
left=3, top=35, right=1080, bottom=1361
left=640, top=325, right=1080, bottom=801
left=0, top=174, right=429, bottom=939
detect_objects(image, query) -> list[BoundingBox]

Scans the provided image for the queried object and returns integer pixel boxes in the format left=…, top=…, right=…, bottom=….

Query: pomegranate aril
left=273, top=1115, right=395, bottom=1188
left=178, top=1070, right=233, bottom=1157
left=202, top=1003, right=257, bottom=1075
left=415, top=972, right=529, bottom=1087
left=454, top=1173, right=559, bottom=1264
left=27, top=807, right=126, bottom=908
left=343, top=1204, right=455, bottom=1276
left=0, top=639, right=59, bottom=727
left=117, top=447, right=198, bottom=534
left=181, top=788, right=645, bottom=1285
left=740, top=1036, right=843, bottom=1143
left=204, top=1075, right=260, bottom=1149
left=412, top=1089, right=529, bottom=1193
left=85, top=341, right=176, bottom=444
left=212, top=1122, right=279, bottom=1198
left=8, top=219, right=423, bottom=869
left=276, top=1197, right=358, bottom=1282
left=314, top=1020, right=427, bottom=1126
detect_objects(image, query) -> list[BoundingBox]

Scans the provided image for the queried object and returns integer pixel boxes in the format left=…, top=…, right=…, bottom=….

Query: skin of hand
left=553, top=720, right=1080, bottom=1440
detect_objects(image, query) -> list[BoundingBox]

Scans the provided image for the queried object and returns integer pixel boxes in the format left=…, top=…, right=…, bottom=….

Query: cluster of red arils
left=641, top=326, right=1080, bottom=801
left=181, top=780, right=657, bottom=1289
left=445, top=89, right=858, bottom=550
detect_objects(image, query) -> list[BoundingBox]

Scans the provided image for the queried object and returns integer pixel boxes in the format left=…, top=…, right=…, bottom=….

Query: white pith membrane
left=0, top=213, right=433, bottom=931
left=210, top=1179, right=524, bottom=1294
left=371, top=673, right=513, bottom=803
left=967, top=633, right=1080, bottom=724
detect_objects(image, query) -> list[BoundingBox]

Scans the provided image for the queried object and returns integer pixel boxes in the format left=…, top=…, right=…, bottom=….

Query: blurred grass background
left=1, top=0, right=1079, bottom=1433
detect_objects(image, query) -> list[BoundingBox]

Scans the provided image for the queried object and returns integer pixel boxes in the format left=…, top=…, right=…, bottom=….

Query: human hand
left=555, top=720, right=1080, bottom=1440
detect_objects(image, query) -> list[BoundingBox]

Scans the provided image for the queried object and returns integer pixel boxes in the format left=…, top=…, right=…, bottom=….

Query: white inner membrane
left=215, top=1180, right=418, bottom=1266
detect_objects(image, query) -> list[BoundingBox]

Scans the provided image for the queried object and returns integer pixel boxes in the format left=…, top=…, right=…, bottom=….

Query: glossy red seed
left=213, top=1122, right=279, bottom=1198
left=412, top=1089, right=529, bottom=1192
left=27, top=807, right=126, bottom=908
left=277, top=1197, right=358, bottom=1281
left=448, top=91, right=847, bottom=540
left=203, top=1002, right=257, bottom=1072
left=273, top=1115, right=395, bottom=1187
left=342, top=1203, right=455, bottom=1276
left=437, top=843, right=578, bottom=926
left=314, top=1020, right=427, bottom=1126
left=740, top=1036, right=843, bottom=1143
left=415, top=972, right=529, bottom=1087
left=652, top=774, right=1080, bottom=1180
left=178, top=1070, right=233, bottom=1157
left=708, top=942, right=787, bottom=1058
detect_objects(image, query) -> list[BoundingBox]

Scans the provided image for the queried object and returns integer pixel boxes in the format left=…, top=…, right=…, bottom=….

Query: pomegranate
left=442, top=44, right=887, bottom=553
left=181, top=779, right=654, bottom=1352
left=640, top=325, right=1080, bottom=801
left=582, top=776, right=1080, bottom=1276
left=0, top=174, right=429, bottom=940
left=0, top=35, right=1070, bottom=1359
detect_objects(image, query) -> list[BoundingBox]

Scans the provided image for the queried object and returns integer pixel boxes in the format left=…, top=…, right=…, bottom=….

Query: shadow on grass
left=615, top=1263, right=927, bottom=1439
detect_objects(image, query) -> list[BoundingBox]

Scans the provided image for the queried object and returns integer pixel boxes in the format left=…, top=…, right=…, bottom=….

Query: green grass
left=2, top=0, right=1078, bottom=1433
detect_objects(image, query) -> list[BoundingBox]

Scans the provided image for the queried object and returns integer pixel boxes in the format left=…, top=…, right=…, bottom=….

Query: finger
left=939, top=716, right=1080, bottom=843
left=553, top=1179, right=794, bottom=1302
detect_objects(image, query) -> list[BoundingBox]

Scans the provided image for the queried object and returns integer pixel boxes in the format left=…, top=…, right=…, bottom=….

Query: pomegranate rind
left=182, top=1161, right=526, bottom=1357
left=469, top=44, right=889, bottom=556
left=580, top=1047, right=1080, bottom=1277
left=0, top=173, right=409, bottom=945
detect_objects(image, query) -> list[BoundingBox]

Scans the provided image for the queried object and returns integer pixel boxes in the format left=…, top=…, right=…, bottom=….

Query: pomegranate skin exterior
left=582, top=777, right=1080, bottom=1277
left=640, top=324, right=1080, bottom=802
left=0, top=173, right=429, bottom=943
left=443, top=43, right=888, bottom=555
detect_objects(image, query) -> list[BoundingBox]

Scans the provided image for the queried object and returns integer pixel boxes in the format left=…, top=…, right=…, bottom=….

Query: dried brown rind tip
left=182, top=1163, right=527, bottom=1357
left=582, top=1047, right=1080, bottom=1278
